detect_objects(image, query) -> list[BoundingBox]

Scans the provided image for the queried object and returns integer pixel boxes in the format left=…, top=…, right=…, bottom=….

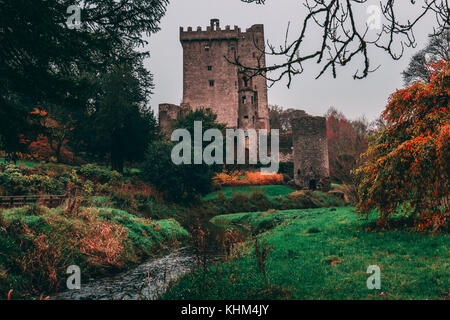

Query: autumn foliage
left=213, top=171, right=284, bottom=186
left=326, top=108, right=368, bottom=184
left=23, top=108, right=75, bottom=163
left=353, top=61, right=449, bottom=231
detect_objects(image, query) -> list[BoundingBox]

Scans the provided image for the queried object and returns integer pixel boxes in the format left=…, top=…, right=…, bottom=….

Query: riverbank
left=0, top=205, right=189, bottom=299
left=162, top=207, right=450, bottom=300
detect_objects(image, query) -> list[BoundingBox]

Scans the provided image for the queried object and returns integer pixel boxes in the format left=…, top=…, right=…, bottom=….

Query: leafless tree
left=237, top=0, right=449, bottom=87
left=402, top=29, right=450, bottom=84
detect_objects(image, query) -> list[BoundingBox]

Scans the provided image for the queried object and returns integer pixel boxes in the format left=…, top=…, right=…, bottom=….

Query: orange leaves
left=79, top=221, right=128, bottom=267
left=213, top=171, right=243, bottom=186
left=355, top=61, right=449, bottom=231
left=20, top=232, right=63, bottom=289
left=30, top=108, right=48, bottom=117
left=245, top=171, right=283, bottom=185
left=213, top=171, right=283, bottom=186
left=426, top=60, right=448, bottom=80
left=24, top=106, right=76, bottom=163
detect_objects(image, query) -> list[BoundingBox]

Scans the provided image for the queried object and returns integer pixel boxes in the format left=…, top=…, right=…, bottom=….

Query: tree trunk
left=55, top=142, right=62, bottom=163
left=111, top=146, right=124, bottom=173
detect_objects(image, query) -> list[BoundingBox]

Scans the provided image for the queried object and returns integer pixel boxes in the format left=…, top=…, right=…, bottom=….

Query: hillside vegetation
left=0, top=204, right=188, bottom=299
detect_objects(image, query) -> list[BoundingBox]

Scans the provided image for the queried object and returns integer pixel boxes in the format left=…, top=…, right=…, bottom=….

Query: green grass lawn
left=203, top=185, right=295, bottom=201
left=163, top=207, right=449, bottom=300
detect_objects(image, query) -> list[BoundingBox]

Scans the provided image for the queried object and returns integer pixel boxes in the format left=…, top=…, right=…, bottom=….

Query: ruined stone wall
left=158, top=103, right=188, bottom=136
left=292, top=115, right=330, bottom=191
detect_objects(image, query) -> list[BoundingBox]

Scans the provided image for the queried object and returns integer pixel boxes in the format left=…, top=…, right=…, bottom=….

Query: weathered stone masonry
left=292, top=114, right=330, bottom=192
left=159, top=19, right=270, bottom=132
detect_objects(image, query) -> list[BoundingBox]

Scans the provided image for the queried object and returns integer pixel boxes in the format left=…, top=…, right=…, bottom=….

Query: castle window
left=251, top=96, right=254, bottom=104
left=244, top=115, right=248, bottom=119
left=209, top=80, right=215, bottom=87
left=243, top=77, right=248, bottom=87
left=205, top=44, right=210, bottom=51
left=230, top=44, right=235, bottom=51
left=241, top=96, right=246, bottom=104
left=207, top=66, right=212, bottom=71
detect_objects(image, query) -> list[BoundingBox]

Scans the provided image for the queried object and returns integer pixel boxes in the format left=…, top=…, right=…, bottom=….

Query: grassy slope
left=203, top=185, right=295, bottom=201
left=163, top=207, right=449, bottom=300
left=0, top=206, right=189, bottom=298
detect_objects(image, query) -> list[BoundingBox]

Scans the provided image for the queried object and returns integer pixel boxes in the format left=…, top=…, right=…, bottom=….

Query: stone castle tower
left=292, top=115, right=330, bottom=192
left=159, top=19, right=270, bottom=133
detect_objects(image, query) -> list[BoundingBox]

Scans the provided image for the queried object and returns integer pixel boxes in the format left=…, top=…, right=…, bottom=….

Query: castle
left=159, top=19, right=269, bottom=133
left=159, top=19, right=330, bottom=192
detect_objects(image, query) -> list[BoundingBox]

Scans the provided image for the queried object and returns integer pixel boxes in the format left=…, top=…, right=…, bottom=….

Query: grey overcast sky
left=145, top=0, right=436, bottom=121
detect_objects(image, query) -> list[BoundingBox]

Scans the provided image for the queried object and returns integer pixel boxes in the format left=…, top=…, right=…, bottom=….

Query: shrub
left=246, top=172, right=283, bottom=185
left=0, top=165, right=66, bottom=195
left=140, top=140, right=216, bottom=201
left=79, top=164, right=111, bottom=183
left=109, top=170, right=123, bottom=186
left=213, top=171, right=284, bottom=187
left=82, top=180, right=95, bottom=196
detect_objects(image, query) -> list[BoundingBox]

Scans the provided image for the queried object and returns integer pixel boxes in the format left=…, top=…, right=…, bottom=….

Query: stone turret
left=292, top=114, right=330, bottom=191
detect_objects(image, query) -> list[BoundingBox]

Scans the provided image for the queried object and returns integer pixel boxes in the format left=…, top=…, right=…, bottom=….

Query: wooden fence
left=0, top=194, right=67, bottom=208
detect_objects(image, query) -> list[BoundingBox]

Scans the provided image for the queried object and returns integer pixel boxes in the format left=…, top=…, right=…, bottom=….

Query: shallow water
left=52, top=219, right=247, bottom=300
left=52, top=247, right=201, bottom=300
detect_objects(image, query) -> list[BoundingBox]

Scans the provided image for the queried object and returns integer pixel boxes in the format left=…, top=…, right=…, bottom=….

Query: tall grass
left=0, top=204, right=188, bottom=299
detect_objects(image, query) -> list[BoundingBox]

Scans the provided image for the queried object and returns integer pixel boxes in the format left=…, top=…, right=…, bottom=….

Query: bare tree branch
left=236, top=0, right=450, bottom=87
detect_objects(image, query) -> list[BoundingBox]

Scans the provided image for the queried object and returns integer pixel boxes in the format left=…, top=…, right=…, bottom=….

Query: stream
left=52, top=220, right=248, bottom=300
left=53, top=247, right=214, bottom=300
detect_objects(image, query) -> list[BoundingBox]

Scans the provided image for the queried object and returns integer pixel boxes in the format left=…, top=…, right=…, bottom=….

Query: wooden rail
left=0, top=194, right=67, bottom=208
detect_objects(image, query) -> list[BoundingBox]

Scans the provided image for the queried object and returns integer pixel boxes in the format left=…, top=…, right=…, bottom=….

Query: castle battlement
left=180, top=19, right=263, bottom=42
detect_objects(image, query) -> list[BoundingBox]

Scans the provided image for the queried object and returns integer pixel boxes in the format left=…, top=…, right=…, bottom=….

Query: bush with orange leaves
left=353, top=61, right=449, bottom=231
left=79, top=221, right=128, bottom=267
left=213, top=170, right=284, bottom=186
